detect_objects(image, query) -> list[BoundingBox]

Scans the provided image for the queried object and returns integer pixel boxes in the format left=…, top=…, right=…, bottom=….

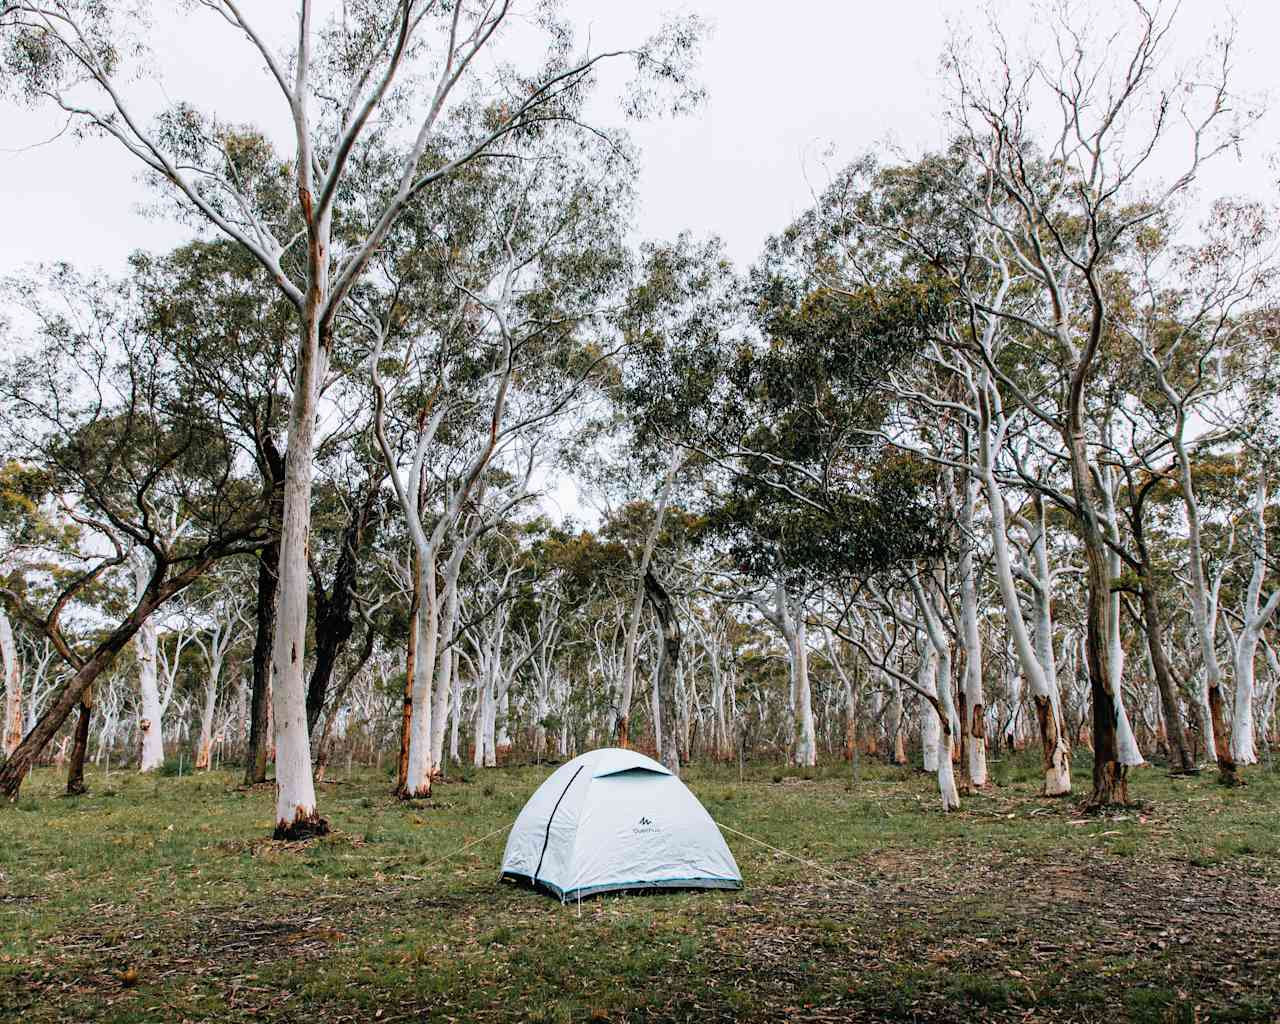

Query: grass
left=3, top=751, right=1280, bottom=1022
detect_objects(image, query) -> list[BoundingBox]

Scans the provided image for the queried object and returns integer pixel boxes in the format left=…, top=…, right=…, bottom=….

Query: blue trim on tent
left=502, top=871, right=743, bottom=903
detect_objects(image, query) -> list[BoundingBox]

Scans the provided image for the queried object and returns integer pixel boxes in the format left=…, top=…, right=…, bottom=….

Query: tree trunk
left=1206, top=683, right=1238, bottom=786
left=617, top=448, right=682, bottom=746
left=911, top=575, right=962, bottom=810
left=132, top=552, right=165, bottom=773
left=194, top=652, right=222, bottom=772
left=843, top=682, right=856, bottom=762
left=473, top=675, right=488, bottom=768
left=1082, top=529, right=1127, bottom=806
left=790, top=611, right=817, bottom=767
left=1229, top=475, right=1280, bottom=770
left=245, top=458, right=283, bottom=786
left=448, top=653, right=462, bottom=766
left=643, top=569, right=682, bottom=776
left=1232, top=624, right=1266, bottom=768
left=396, top=544, right=420, bottom=796
left=65, top=686, right=92, bottom=795
left=306, top=481, right=379, bottom=735
left=0, top=610, right=21, bottom=757
left=1102, top=476, right=1145, bottom=771
left=1171, top=425, right=1233, bottom=785
left=958, top=470, right=988, bottom=786
left=1138, top=584, right=1195, bottom=773
left=429, top=560, right=462, bottom=775
left=267, top=312, right=328, bottom=840
left=979, top=398, right=1071, bottom=795
left=890, top=680, right=907, bottom=765
left=0, top=569, right=211, bottom=802
left=920, top=647, right=940, bottom=773
left=402, top=558, right=437, bottom=799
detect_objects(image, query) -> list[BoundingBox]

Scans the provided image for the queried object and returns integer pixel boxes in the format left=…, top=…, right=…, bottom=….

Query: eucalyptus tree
left=0, top=267, right=264, bottom=801
left=133, top=240, right=295, bottom=785
left=611, top=223, right=944, bottom=768
left=368, top=113, right=635, bottom=796
left=305, top=456, right=388, bottom=735
left=1223, top=468, right=1279, bottom=767
left=181, top=568, right=252, bottom=771
left=939, top=0, right=1248, bottom=805
left=2, top=0, right=701, bottom=836
left=1109, top=199, right=1279, bottom=781
left=597, top=236, right=742, bottom=745
left=0, top=461, right=58, bottom=758
left=140, top=238, right=388, bottom=779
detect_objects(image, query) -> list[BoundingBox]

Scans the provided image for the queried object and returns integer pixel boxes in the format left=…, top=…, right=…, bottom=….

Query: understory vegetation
left=4, top=755, right=1280, bottom=1024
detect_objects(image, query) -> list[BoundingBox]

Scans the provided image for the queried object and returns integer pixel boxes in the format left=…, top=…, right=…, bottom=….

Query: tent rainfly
left=500, top=747, right=743, bottom=902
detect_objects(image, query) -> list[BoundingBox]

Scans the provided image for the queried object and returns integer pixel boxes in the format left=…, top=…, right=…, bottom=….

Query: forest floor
left=3, top=751, right=1280, bottom=1024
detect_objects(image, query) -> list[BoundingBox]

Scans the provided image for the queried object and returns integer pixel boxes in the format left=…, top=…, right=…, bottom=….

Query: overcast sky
left=2, top=1, right=1276, bottom=282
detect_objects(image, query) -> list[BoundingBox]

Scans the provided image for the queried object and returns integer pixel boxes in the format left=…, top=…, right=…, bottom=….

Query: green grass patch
left=2, top=754, right=1279, bottom=1022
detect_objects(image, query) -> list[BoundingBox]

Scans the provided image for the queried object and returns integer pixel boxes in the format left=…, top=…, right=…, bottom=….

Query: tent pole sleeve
left=534, top=764, right=585, bottom=888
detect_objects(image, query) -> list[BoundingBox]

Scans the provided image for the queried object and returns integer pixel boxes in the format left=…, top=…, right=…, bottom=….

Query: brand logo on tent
left=633, top=816, right=660, bottom=835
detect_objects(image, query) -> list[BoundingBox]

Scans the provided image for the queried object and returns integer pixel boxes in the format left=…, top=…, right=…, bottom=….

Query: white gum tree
left=191, top=590, right=248, bottom=771
left=616, top=448, right=684, bottom=747
left=943, top=0, right=1247, bottom=804
left=1, top=0, right=700, bottom=837
left=1229, top=472, right=1280, bottom=766
left=0, top=609, right=20, bottom=758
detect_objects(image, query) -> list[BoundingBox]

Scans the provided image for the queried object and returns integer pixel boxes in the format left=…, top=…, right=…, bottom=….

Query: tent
left=500, top=747, right=743, bottom=902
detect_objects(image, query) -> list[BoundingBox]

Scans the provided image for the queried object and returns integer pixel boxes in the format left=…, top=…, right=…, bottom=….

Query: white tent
left=500, top=747, right=743, bottom=902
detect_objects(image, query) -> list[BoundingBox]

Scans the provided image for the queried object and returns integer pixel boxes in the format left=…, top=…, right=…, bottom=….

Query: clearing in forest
left=3, top=755, right=1279, bottom=1023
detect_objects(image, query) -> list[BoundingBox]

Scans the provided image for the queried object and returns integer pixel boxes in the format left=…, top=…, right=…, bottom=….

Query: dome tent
left=500, top=748, right=742, bottom=902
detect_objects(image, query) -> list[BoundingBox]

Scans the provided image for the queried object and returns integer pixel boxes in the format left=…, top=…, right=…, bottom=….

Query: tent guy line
left=711, top=821, right=863, bottom=890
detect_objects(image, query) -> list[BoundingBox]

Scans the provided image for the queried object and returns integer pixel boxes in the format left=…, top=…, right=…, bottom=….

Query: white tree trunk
left=911, top=579, right=961, bottom=810
left=919, top=644, right=940, bottom=773
left=131, top=550, right=165, bottom=773
left=498, top=689, right=511, bottom=750
left=1102, top=471, right=1145, bottom=767
left=429, top=555, right=464, bottom=773
left=958, top=470, right=987, bottom=786
left=0, top=609, right=22, bottom=757
left=484, top=680, right=499, bottom=769
left=1230, top=639, right=1260, bottom=766
left=791, top=611, right=817, bottom=767
left=449, top=653, right=462, bottom=765
left=618, top=448, right=682, bottom=743
left=405, top=564, right=438, bottom=796
left=983, top=447, right=1071, bottom=794
left=1231, top=475, right=1280, bottom=766
left=195, top=650, right=222, bottom=771
left=473, top=676, right=487, bottom=769
left=268, top=318, right=328, bottom=833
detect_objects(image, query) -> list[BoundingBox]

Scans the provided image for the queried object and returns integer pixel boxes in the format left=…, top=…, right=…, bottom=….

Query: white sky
left=2, top=1, right=1276, bottom=281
